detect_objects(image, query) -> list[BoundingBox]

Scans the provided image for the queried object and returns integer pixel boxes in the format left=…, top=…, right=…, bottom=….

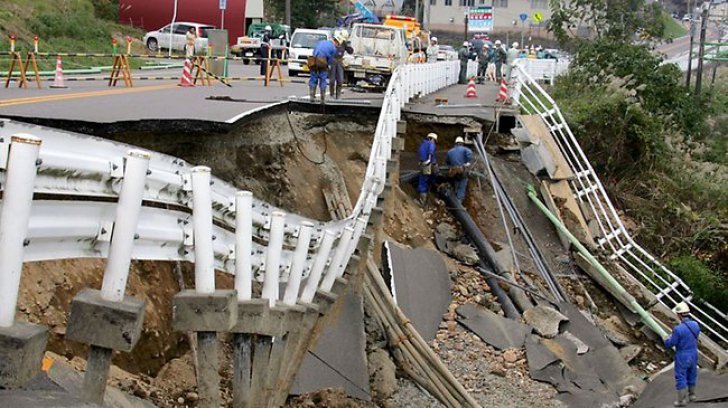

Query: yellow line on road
left=0, top=84, right=179, bottom=108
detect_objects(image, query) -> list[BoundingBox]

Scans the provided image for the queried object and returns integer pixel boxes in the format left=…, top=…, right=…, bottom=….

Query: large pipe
left=526, top=185, right=669, bottom=339
left=191, top=166, right=215, bottom=294
left=440, top=188, right=520, bottom=318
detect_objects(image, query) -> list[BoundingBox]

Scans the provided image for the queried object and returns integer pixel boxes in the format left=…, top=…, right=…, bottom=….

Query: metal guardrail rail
left=510, top=65, right=728, bottom=351
left=0, top=58, right=461, bottom=321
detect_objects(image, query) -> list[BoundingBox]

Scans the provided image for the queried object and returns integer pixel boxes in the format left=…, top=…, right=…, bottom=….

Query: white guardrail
left=510, top=65, right=728, bottom=351
left=513, top=58, right=570, bottom=85
left=0, top=60, right=461, bottom=325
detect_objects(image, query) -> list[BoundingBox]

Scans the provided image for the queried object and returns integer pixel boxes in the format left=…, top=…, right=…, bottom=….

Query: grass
left=662, top=15, right=688, bottom=40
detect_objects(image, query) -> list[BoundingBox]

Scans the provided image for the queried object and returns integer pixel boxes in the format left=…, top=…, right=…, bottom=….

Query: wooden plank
left=544, top=180, right=595, bottom=248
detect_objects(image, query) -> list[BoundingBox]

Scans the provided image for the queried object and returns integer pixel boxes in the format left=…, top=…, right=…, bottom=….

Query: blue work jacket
left=313, top=40, right=337, bottom=66
left=446, top=145, right=473, bottom=167
left=665, top=318, right=700, bottom=356
left=418, top=139, right=436, bottom=164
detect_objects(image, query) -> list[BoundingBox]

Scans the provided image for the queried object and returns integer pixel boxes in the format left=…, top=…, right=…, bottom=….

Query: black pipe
left=440, top=187, right=521, bottom=318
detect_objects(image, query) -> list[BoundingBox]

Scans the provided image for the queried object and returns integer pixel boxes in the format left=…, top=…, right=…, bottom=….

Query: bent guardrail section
left=510, top=65, right=728, bottom=354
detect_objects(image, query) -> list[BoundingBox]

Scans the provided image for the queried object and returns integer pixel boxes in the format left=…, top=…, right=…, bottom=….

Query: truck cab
left=343, top=23, right=408, bottom=89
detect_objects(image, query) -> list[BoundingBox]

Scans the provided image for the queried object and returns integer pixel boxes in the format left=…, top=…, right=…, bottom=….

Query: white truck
left=343, top=23, right=409, bottom=89
left=287, top=28, right=332, bottom=76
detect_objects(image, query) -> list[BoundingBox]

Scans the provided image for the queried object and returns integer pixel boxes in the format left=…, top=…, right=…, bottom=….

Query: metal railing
left=0, top=58, right=460, bottom=327
left=510, top=65, right=728, bottom=351
left=513, top=58, right=570, bottom=85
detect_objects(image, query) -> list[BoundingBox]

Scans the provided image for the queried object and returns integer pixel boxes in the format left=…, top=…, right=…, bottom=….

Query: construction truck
left=230, top=22, right=291, bottom=64
left=343, top=23, right=409, bottom=90
left=382, top=14, right=430, bottom=63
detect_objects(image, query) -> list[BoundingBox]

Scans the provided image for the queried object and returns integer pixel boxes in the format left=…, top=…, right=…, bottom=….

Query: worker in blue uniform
left=417, top=132, right=438, bottom=206
left=308, top=36, right=342, bottom=104
left=664, top=302, right=700, bottom=406
left=445, top=136, right=474, bottom=203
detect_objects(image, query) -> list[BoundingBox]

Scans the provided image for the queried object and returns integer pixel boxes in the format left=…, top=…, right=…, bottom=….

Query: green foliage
left=264, top=0, right=340, bottom=30
left=669, top=256, right=728, bottom=311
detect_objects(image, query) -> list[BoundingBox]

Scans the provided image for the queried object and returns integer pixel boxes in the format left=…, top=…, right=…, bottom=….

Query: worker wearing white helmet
left=664, top=302, right=700, bottom=406
left=427, top=36, right=439, bottom=62
left=445, top=136, right=474, bottom=203
left=458, top=41, right=473, bottom=84
left=417, top=133, right=438, bottom=206
left=505, top=40, right=520, bottom=82
left=259, top=25, right=274, bottom=78
left=327, top=33, right=353, bottom=100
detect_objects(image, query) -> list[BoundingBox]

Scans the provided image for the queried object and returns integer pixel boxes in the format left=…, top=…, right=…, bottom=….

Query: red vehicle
left=119, top=0, right=248, bottom=46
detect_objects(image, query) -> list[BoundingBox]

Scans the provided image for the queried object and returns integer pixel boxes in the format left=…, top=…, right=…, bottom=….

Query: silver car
left=143, top=22, right=215, bottom=53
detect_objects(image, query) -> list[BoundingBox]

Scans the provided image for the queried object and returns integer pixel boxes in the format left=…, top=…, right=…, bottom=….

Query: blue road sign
left=219, top=0, right=227, bottom=10
left=519, top=13, right=528, bottom=22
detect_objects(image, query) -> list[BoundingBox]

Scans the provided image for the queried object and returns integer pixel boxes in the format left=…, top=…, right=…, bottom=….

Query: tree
left=265, top=0, right=340, bottom=29
left=548, top=0, right=666, bottom=45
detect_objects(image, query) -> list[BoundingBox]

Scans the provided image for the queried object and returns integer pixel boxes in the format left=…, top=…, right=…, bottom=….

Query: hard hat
left=427, top=132, right=438, bottom=141
left=463, top=41, right=469, bottom=47
left=339, top=29, right=349, bottom=40
left=335, top=35, right=345, bottom=44
left=432, top=36, right=438, bottom=42
left=265, top=25, right=272, bottom=31
left=495, top=40, right=501, bottom=45
left=674, top=302, right=690, bottom=314
left=455, top=136, right=465, bottom=144
left=512, top=42, right=519, bottom=48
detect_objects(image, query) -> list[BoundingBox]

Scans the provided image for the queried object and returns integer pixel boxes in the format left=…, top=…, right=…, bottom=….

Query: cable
left=285, top=110, right=327, bottom=165
left=306, top=349, right=372, bottom=397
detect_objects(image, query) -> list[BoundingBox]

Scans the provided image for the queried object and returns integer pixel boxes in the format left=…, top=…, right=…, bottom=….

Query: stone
left=523, top=305, right=569, bottom=338
left=490, top=366, right=507, bottom=377
left=447, top=321, right=457, bottom=332
left=172, top=289, right=237, bottom=332
left=66, top=288, right=145, bottom=352
left=619, top=393, right=635, bottom=406
left=368, top=349, right=397, bottom=402
left=503, top=349, right=519, bottom=363
left=435, top=223, right=459, bottom=241
left=0, top=321, right=48, bottom=388
left=451, top=244, right=479, bottom=265
left=562, top=331, right=589, bottom=354
left=619, top=345, right=642, bottom=363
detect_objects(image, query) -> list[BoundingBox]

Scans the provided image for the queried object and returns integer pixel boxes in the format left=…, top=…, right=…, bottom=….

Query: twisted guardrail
left=510, top=64, right=728, bottom=353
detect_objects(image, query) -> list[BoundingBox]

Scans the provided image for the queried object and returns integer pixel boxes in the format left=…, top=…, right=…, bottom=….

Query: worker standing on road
left=329, top=31, right=353, bottom=100
left=417, top=133, right=438, bottom=206
left=185, top=27, right=197, bottom=58
left=495, top=40, right=507, bottom=81
left=445, top=137, right=474, bottom=203
left=485, top=44, right=497, bottom=82
left=260, top=25, right=272, bottom=78
left=664, top=302, right=700, bottom=407
left=308, top=36, right=340, bottom=104
left=427, top=37, right=439, bottom=62
left=505, top=42, right=520, bottom=83
left=458, top=41, right=470, bottom=84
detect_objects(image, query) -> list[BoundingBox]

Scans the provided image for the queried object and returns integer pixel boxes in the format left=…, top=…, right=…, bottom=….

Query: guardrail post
left=66, top=150, right=150, bottom=404
left=173, top=166, right=237, bottom=408
left=0, top=134, right=48, bottom=389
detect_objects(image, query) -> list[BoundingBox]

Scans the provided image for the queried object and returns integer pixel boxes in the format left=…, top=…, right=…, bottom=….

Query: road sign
left=519, top=13, right=528, bottom=22
left=219, top=0, right=226, bottom=10
left=467, top=6, right=494, bottom=33
left=533, top=12, right=543, bottom=23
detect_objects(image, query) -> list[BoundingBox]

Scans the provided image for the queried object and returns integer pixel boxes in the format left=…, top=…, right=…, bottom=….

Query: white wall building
left=424, top=0, right=551, bottom=34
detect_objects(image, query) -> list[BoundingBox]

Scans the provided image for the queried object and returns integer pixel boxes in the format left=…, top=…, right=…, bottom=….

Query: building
left=424, top=0, right=551, bottom=35
left=119, top=0, right=264, bottom=45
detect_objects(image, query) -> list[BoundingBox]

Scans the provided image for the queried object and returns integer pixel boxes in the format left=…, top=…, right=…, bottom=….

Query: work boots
left=320, top=91, right=326, bottom=105
left=417, top=193, right=427, bottom=207
left=689, top=386, right=697, bottom=402
left=335, top=85, right=342, bottom=100
left=309, top=87, right=316, bottom=101
left=674, top=388, right=689, bottom=406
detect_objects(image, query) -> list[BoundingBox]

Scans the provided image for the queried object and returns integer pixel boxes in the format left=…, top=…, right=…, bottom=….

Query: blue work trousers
left=309, top=69, right=328, bottom=91
left=674, top=351, right=698, bottom=389
left=418, top=173, right=433, bottom=194
left=452, top=176, right=468, bottom=203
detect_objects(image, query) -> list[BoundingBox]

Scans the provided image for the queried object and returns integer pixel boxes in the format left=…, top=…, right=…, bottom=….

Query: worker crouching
left=664, top=302, right=700, bottom=407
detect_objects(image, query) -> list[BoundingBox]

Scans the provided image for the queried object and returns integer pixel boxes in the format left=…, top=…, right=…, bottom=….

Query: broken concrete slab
left=619, top=344, right=642, bottom=363
left=557, top=302, right=611, bottom=350
left=456, top=303, right=531, bottom=350
left=292, top=290, right=370, bottom=401
left=383, top=241, right=451, bottom=341
left=634, top=368, right=728, bottom=408
left=516, top=115, right=574, bottom=180
left=523, top=305, right=568, bottom=338
left=562, top=331, right=589, bottom=354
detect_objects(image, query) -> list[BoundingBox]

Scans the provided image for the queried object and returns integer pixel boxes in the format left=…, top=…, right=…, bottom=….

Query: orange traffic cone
left=178, top=58, right=194, bottom=87
left=496, top=78, right=509, bottom=103
left=49, top=56, right=67, bottom=89
left=465, top=77, right=477, bottom=98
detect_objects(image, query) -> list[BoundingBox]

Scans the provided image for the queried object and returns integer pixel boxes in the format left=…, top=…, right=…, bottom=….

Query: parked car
left=288, top=29, right=331, bottom=76
left=437, top=45, right=457, bottom=61
left=143, top=22, right=215, bottom=53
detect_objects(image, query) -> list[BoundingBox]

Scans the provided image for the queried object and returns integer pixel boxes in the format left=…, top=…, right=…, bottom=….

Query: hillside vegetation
left=0, top=0, right=144, bottom=70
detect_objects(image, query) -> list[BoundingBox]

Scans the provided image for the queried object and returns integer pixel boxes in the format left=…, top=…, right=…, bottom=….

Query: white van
left=288, top=28, right=332, bottom=76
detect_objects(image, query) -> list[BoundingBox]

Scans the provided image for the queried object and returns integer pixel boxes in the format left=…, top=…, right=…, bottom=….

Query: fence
left=510, top=64, right=728, bottom=353
left=514, top=58, right=570, bottom=85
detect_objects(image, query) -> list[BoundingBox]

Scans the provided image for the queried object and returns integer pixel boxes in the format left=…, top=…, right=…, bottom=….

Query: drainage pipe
left=440, top=188, right=520, bottom=318
left=527, top=185, right=669, bottom=339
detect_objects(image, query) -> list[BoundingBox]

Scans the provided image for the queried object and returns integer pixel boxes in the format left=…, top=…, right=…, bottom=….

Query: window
left=431, top=0, right=436, bottom=5
left=530, top=0, right=547, bottom=8
left=445, top=0, right=452, bottom=5
left=174, top=24, right=190, bottom=35
left=459, top=0, right=474, bottom=5
left=479, top=0, right=486, bottom=3
left=494, top=0, right=508, bottom=7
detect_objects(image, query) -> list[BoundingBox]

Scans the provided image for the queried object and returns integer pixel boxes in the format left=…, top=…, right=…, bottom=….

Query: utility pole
left=686, top=0, right=694, bottom=87
left=285, top=0, right=291, bottom=27
left=694, top=5, right=709, bottom=97
left=415, top=0, right=420, bottom=23
left=464, top=14, right=469, bottom=42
